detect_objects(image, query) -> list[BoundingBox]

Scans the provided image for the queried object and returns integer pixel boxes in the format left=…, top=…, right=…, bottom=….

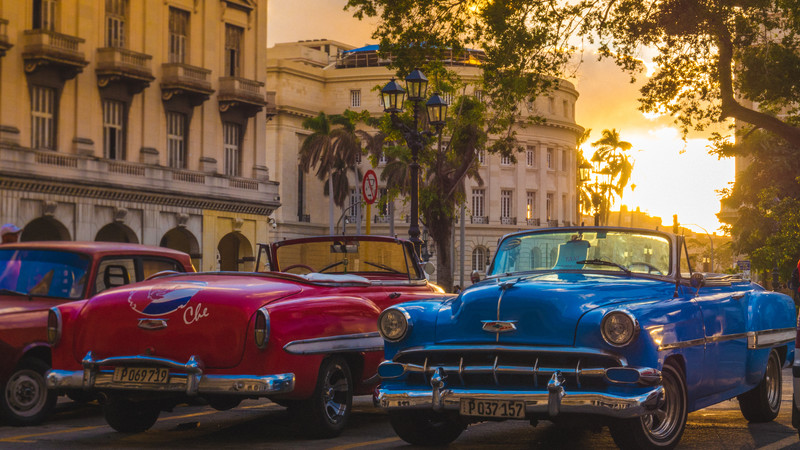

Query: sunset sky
left=268, top=1, right=736, bottom=234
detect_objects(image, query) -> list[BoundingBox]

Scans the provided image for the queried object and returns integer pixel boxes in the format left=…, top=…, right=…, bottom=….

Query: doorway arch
left=218, top=232, right=253, bottom=271
left=161, top=227, right=200, bottom=269
left=95, top=223, right=138, bottom=243
left=19, top=217, right=71, bottom=241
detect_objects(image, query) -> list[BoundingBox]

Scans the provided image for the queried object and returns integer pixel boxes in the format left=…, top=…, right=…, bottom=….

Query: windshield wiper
left=577, top=259, right=631, bottom=276
left=0, top=288, right=27, bottom=297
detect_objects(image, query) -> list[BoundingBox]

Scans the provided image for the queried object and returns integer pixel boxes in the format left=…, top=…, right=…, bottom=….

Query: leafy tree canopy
left=718, top=131, right=800, bottom=277
left=347, top=0, right=800, bottom=148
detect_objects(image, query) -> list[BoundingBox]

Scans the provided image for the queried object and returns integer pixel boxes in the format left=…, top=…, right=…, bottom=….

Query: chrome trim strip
left=747, top=328, right=796, bottom=349
left=377, top=385, right=664, bottom=419
left=658, top=327, right=795, bottom=351
left=283, top=331, right=383, bottom=355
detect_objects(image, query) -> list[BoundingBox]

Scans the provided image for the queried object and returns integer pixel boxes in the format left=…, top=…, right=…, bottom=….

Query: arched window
left=472, top=247, right=486, bottom=272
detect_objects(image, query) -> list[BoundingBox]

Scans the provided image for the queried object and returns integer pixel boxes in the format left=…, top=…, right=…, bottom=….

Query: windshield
left=489, top=230, right=671, bottom=277
left=0, top=249, right=91, bottom=299
left=275, top=239, right=421, bottom=279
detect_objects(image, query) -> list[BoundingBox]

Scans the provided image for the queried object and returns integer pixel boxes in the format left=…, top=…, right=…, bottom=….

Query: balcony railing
left=5, top=147, right=280, bottom=215
left=265, top=91, right=277, bottom=118
left=526, top=218, right=540, bottom=226
left=500, top=217, right=517, bottom=225
left=22, top=29, right=87, bottom=76
left=161, top=63, right=213, bottom=98
left=547, top=220, right=559, bottom=227
left=96, top=47, right=154, bottom=94
left=373, top=215, right=391, bottom=223
left=218, top=77, right=266, bottom=105
left=299, top=214, right=311, bottom=223
left=471, top=216, right=489, bottom=224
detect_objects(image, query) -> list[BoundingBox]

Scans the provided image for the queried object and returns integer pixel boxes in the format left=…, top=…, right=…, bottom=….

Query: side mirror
left=470, top=270, right=482, bottom=284
left=423, top=262, right=435, bottom=275
left=690, top=272, right=705, bottom=289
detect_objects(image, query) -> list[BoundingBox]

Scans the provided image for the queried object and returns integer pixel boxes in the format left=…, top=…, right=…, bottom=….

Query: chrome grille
left=394, top=346, right=623, bottom=389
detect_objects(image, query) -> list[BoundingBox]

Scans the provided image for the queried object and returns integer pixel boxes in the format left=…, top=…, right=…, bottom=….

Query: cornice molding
left=0, top=177, right=277, bottom=216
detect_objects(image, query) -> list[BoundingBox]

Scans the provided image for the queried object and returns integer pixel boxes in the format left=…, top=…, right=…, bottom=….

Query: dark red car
left=0, top=241, right=193, bottom=425
left=46, top=235, right=447, bottom=437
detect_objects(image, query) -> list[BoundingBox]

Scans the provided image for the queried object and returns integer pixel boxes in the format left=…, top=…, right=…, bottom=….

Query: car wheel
left=738, top=348, right=781, bottom=423
left=0, top=357, right=57, bottom=426
left=103, top=398, right=160, bottom=433
left=389, top=410, right=465, bottom=446
left=296, top=356, right=352, bottom=438
left=609, top=362, right=687, bottom=449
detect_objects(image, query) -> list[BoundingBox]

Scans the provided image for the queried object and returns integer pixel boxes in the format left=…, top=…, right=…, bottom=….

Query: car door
left=694, top=285, right=748, bottom=394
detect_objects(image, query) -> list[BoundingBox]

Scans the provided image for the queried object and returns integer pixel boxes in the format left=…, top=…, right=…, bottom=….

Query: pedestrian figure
left=792, top=259, right=800, bottom=309
left=0, top=223, right=20, bottom=244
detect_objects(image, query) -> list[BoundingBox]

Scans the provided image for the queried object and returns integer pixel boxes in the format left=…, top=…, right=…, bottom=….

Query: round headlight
left=378, top=307, right=411, bottom=342
left=601, top=311, right=638, bottom=347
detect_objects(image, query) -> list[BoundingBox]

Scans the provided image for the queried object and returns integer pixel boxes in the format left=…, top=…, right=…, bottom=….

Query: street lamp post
left=578, top=161, right=603, bottom=226
left=381, top=69, right=448, bottom=259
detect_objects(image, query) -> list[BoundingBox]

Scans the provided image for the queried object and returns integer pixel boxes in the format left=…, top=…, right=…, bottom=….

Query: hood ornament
left=482, top=320, right=517, bottom=333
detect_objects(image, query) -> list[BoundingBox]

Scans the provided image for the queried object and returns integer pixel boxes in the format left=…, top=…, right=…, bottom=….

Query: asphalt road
left=1, top=368, right=799, bottom=449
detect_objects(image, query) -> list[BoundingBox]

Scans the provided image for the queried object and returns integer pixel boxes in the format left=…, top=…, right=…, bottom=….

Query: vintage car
left=0, top=241, right=193, bottom=426
left=46, top=235, right=446, bottom=437
left=376, top=227, right=795, bottom=449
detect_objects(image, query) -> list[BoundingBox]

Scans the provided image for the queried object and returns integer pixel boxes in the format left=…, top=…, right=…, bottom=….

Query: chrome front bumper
left=377, top=370, right=664, bottom=419
left=46, top=352, right=295, bottom=397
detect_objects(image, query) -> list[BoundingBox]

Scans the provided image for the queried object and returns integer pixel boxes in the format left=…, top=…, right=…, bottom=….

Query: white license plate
left=460, top=398, right=526, bottom=418
left=112, top=367, right=170, bottom=384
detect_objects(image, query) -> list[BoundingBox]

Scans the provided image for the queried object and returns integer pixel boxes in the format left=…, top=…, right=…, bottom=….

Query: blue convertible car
left=376, top=227, right=795, bottom=449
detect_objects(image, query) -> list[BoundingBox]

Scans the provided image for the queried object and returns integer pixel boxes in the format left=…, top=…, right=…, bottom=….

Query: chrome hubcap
left=642, top=369, right=682, bottom=441
left=766, top=352, right=781, bottom=410
left=5, top=370, right=46, bottom=417
left=322, top=366, right=349, bottom=423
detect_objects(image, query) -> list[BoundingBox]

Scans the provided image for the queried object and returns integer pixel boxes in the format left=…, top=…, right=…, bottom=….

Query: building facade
left=0, top=0, right=278, bottom=271
left=266, top=40, right=584, bottom=286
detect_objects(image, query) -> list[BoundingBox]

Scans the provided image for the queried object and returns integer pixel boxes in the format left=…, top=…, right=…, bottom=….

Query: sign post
left=362, top=170, right=378, bottom=235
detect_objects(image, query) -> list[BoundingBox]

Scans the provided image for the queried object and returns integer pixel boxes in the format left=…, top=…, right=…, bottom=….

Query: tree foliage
left=347, top=0, right=800, bottom=149
left=579, top=129, right=635, bottom=225
left=718, top=132, right=800, bottom=278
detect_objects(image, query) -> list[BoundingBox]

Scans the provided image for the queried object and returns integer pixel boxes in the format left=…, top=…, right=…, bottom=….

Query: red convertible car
left=0, top=241, right=193, bottom=426
left=46, top=235, right=446, bottom=437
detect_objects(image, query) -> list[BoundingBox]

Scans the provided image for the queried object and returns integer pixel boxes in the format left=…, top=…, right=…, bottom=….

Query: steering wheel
left=283, top=264, right=315, bottom=274
left=628, top=261, right=663, bottom=275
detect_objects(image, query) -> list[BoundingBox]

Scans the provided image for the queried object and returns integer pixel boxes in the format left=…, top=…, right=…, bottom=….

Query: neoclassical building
left=0, top=0, right=278, bottom=271
left=266, top=39, right=584, bottom=286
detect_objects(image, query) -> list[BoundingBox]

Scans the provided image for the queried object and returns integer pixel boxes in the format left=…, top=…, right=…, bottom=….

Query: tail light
left=47, top=307, right=62, bottom=346
left=254, top=307, right=270, bottom=349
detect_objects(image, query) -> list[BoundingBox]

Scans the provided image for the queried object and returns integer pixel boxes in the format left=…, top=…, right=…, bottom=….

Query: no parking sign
left=362, top=170, right=378, bottom=204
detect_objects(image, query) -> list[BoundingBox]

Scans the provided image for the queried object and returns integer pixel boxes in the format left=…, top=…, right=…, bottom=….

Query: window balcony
left=0, top=19, right=12, bottom=57
left=373, top=215, right=391, bottom=223
left=265, top=91, right=277, bottom=120
left=298, top=214, right=311, bottom=223
left=526, top=218, right=540, bottom=226
left=500, top=216, right=517, bottom=225
left=161, top=63, right=214, bottom=106
left=96, top=47, right=155, bottom=94
left=547, top=220, right=559, bottom=227
left=471, top=216, right=489, bottom=224
left=22, top=29, right=88, bottom=79
left=218, top=76, right=267, bottom=118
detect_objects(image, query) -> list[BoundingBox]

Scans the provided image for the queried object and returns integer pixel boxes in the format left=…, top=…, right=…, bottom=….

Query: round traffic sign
left=362, top=170, right=378, bottom=204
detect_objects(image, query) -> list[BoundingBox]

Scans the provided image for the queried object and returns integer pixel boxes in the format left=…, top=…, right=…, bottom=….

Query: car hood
left=435, top=273, right=673, bottom=346
left=0, top=295, right=49, bottom=315
left=72, top=273, right=302, bottom=369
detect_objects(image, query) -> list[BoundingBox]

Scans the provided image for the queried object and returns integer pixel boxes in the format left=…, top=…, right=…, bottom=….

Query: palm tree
left=589, top=129, right=634, bottom=225
left=299, top=111, right=365, bottom=234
